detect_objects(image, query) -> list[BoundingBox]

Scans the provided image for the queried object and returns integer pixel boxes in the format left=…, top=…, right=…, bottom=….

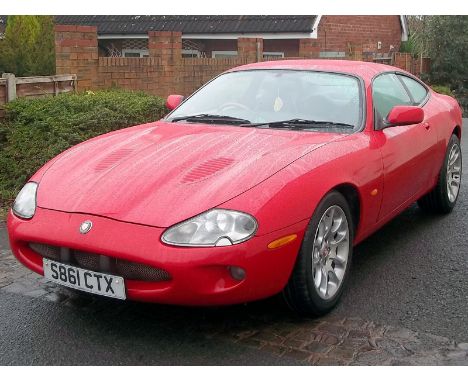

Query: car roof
left=228, top=59, right=411, bottom=82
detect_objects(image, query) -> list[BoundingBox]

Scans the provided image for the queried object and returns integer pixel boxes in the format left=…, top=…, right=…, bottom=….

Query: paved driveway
left=0, top=120, right=467, bottom=365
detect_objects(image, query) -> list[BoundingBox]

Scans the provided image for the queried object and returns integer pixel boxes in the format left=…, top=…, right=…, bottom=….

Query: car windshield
left=167, top=69, right=362, bottom=131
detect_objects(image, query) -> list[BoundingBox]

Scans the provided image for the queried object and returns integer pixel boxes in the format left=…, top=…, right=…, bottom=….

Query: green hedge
left=0, top=90, right=167, bottom=216
left=430, top=85, right=454, bottom=97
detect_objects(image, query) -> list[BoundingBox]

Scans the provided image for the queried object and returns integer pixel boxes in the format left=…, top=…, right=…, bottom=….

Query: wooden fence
left=0, top=74, right=77, bottom=118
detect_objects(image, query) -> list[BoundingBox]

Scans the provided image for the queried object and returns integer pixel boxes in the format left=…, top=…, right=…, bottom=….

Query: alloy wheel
left=311, top=205, right=350, bottom=300
left=446, top=143, right=462, bottom=203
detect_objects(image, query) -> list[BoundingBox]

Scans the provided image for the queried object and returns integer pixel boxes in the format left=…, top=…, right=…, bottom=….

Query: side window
left=398, top=75, right=428, bottom=104
left=372, top=73, right=412, bottom=119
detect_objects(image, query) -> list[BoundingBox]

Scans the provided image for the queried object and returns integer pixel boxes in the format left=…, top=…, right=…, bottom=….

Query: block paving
left=0, top=248, right=466, bottom=365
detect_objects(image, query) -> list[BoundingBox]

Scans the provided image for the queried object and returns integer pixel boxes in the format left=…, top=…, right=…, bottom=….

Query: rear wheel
left=283, top=191, right=353, bottom=316
left=418, top=134, right=462, bottom=213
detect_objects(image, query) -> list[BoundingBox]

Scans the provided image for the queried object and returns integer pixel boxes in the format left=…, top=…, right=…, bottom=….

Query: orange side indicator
left=371, top=189, right=379, bottom=196
left=267, top=234, right=298, bottom=249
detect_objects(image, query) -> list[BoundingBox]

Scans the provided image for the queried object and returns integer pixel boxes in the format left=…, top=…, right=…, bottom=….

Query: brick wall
left=55, top=25, right=255, bottom=97
left=318, top=16, right=403, bottom=55
left=54, top=24, right=427, bottom=100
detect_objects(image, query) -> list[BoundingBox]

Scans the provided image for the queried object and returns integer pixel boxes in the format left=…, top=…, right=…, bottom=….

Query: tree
left=426, top=16, right=468, bottom=92
left=32, top=16, right=56, bottom=76
left=0, top=16, right=55, bottom=76
left=401, top=16, right=432, bottom=58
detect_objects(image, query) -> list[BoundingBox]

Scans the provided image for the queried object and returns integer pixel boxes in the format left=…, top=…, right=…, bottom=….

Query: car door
left=373, top=72, right=437, bottom=220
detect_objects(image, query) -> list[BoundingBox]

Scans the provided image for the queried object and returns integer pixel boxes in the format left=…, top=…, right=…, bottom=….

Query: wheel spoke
left=323, top=209, right=335, bottom=239
left=312, top=249, right=321, bottom=265
left=333, top=254, right=347, bottom=267
left=328, top=267, right=340, bottom=286
left=314, top=265, right=322, bottom=289
left=449, top=150, right=459, bottom=166
left=319, top=267, right=328, bottom=296
left=452, top=175, right=461, bottom=185
left=331, top=216, right=344, bottom=234
left=329, top=230, right=348, bottom=246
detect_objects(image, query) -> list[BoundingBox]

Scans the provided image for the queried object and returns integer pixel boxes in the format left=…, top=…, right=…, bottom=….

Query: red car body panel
left=34, top=121, right=345, bottom=228
left=7, top=60, right=463, bottom=305
left=8, top=208, right=306, bottom=305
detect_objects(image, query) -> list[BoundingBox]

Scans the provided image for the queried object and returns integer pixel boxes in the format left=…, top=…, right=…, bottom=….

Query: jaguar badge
left=79, top=220, right=93, bottom=234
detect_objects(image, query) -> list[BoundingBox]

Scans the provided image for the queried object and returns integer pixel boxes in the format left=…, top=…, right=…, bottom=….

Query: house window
left=263, top=52, right=284, bottom=59
left=122, top=49, right=149, bottom=58
left=212, top=51, right=238, bottom=58
left=182, top=49, right=200, bottom=58
left=319, top=51, right=346, bottom=58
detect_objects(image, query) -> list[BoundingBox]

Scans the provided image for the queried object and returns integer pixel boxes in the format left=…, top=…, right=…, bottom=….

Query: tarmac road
left=0, top=119, right=466, bottom=365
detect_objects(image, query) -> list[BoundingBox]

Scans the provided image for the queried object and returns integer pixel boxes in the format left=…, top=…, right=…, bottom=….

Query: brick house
left=50, top=15, right=408, bottom=62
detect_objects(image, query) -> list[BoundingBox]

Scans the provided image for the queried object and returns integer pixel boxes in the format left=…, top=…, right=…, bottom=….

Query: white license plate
left=43, top=259, right=126, bottom=300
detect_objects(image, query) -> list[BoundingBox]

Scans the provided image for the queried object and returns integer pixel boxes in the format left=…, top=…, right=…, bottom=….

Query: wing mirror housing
left=384, top=105, right=425, bottom=127
left=166, top=94, right=184, bottom=111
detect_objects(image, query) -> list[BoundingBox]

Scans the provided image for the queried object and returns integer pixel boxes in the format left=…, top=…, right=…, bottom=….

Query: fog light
left=228, top=266, right=246, bottom=281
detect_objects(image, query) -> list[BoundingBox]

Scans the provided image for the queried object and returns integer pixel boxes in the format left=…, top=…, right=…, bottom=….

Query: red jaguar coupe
left=7, top=60, right=463, bottom=315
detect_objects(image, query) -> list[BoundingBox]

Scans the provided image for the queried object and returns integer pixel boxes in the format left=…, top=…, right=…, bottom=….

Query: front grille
left=29, top=242, right=61, bottom=261
left=29, top=242, right=171, bottom=282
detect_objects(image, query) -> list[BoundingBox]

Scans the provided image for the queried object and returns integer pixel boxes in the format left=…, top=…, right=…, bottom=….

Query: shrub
left=430, top=85, right=454, bottom=96
left=0, top=90, right=167, bottom=215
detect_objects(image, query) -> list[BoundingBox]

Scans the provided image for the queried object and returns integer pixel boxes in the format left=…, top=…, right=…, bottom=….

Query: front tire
left=283, top=191, right=354, bottom=316
left=418, top=134, right=462, bottom=214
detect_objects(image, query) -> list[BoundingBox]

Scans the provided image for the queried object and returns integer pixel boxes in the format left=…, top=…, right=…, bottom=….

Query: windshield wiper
left=241, top=119, right=355, bottom=129
left=170, top=114, right=251, bottom=125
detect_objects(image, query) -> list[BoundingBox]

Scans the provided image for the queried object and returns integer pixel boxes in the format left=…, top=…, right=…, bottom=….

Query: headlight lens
left=162, top=209, right=258, bottom=247
left=12, top=182, right=38, bottom=219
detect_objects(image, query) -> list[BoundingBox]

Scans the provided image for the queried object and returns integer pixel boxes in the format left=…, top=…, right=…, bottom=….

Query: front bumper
left=7, top=208, right=306, bottom=306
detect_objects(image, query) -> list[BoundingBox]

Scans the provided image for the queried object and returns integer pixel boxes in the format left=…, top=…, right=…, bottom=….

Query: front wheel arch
left=283, top=190, right=355, bottom=316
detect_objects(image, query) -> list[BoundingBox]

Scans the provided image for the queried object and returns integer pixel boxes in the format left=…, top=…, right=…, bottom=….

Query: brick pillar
left=55, top=25, right=99, bottom=91
left=238, top=38, right=263, bottom=62
left=148, top=31, right=182, bottom=64
left=148, top=31, right=182, bottom=96
left=299, top=38, right=320, bottom=58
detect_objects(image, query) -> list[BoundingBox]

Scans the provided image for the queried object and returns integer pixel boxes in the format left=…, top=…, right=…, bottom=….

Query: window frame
left=262, top=51, right=285, bottom=59
left=211, top=50, right=238, bottom=58
left=182, top=49, right=201, bottom=58
left=121, top=48, right=149, bottom=58
left=371, top=71, right=431, bottom=130
left=165, top=68, right=367, bottom=133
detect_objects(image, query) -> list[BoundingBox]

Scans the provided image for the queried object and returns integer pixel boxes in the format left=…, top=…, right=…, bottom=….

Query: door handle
left=422, top=122, right=430, bottom=130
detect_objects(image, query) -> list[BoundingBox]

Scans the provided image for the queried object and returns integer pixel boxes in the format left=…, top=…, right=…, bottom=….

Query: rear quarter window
left=398, top=75, right=429, bottom=104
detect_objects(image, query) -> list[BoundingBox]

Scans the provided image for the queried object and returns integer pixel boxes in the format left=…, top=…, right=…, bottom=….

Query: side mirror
left=166, top=94, right=184, bottom=111
left=385, top=105, right=424, bottom=127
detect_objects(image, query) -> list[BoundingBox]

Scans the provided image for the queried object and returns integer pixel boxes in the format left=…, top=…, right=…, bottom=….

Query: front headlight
left=12, top=182, right=38, bottom=219
left=162, top=209, right=258, bottom=247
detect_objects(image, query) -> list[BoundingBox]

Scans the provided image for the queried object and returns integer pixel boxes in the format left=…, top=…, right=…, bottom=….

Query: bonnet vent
left=95, top=148, right=134, bottom=171
left=182, top=157, right=234, bottom=183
